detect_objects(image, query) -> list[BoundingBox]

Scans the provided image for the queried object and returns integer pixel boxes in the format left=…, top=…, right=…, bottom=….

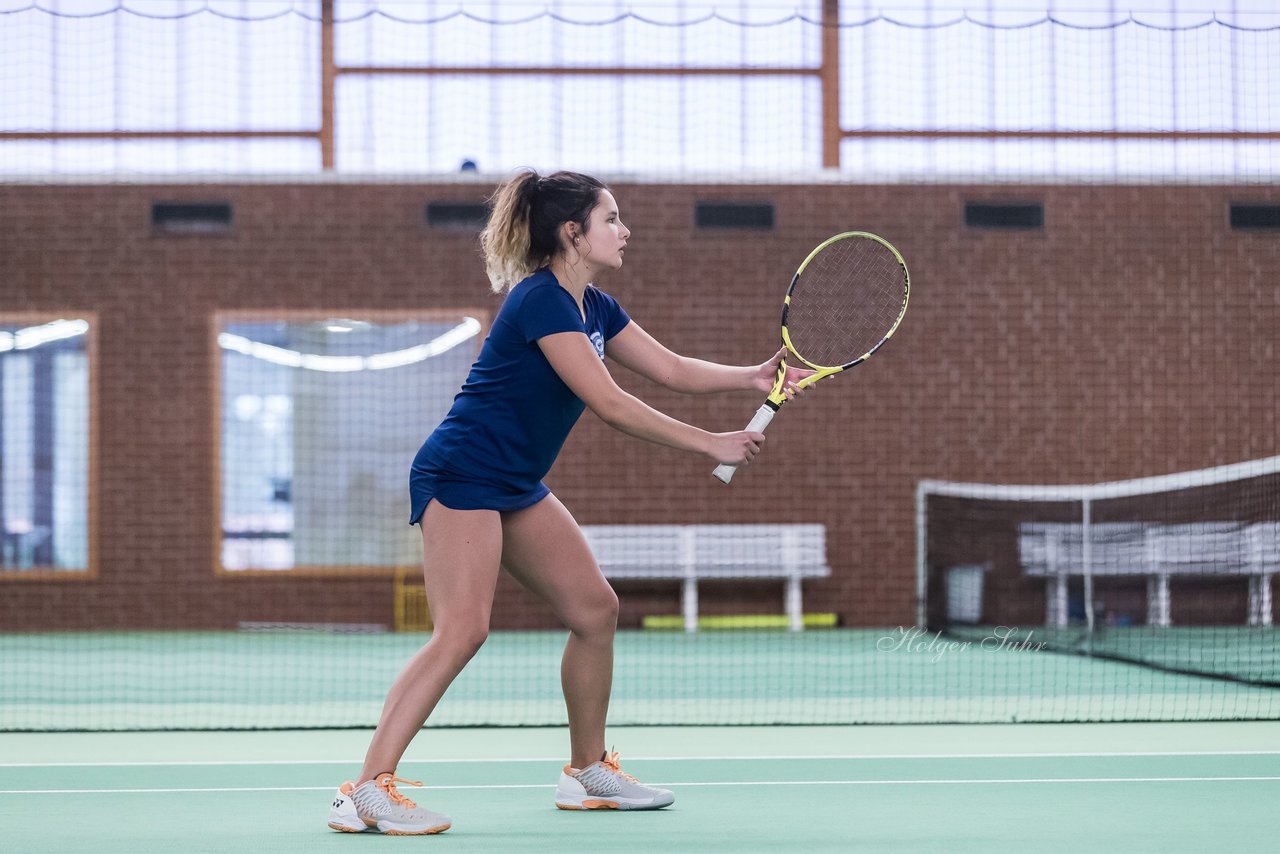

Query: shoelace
left=376, top=774, right=424, bottom=809
left=601, top=750, right=639, bottom=784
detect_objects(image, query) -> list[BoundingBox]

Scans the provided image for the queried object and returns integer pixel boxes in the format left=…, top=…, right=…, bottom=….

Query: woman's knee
left=568, top=588, right=619, bottom=638
left=430, top=618, right=490, bottom=659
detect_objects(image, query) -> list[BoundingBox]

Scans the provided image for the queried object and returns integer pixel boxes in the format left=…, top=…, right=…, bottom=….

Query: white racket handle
left=712, top=403, right=777, bottom=484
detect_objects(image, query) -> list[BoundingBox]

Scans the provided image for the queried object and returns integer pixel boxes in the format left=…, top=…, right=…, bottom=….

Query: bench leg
left=1147, top=575, right=1171, bottom=627
left=1249, top=575, right=1273, bottom=627
left=682, top=577, right=698, bottom=633
left=786, top=576, right=803, bottom=632
left=1047, top=575, right=1068, bottom=628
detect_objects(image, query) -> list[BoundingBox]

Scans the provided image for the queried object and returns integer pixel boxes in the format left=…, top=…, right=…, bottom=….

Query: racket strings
left=786, top=236, right=906, bottom=369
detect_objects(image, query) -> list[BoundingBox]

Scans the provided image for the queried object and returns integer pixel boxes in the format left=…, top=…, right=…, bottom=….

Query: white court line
left=3, top=776, right=1280, bottom=795
left=3, top=749, right=1279, bottom=768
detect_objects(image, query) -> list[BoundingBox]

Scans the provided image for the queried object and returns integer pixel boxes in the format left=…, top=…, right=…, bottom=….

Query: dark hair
left=481, top=169, right=608, bottom=292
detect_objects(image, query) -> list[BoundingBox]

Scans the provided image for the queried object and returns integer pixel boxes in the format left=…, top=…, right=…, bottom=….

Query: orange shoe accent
left=328, top=823, right=364, bottom=833
left=384, top=822, right=451, bottom=836
left=581, top=799, right=620, bottom=810
left=374, top=772, right=425, bottom=810
left=601, top=750, right=639, bottom=784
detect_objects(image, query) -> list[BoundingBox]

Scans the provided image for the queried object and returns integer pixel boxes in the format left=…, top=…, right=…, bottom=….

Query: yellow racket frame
left=713, top=232, right=909, bottom=485
left=766, top=231, right=910, bottom=408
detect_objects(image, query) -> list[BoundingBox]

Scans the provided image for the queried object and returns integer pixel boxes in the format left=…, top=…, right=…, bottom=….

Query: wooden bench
left=580, top=524, right=831, bottom=632
left=1018, top=522, right=1277, bottom=627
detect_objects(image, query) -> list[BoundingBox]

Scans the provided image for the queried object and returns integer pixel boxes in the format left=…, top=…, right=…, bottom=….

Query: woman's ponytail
left=480, top=169, right=540, bottom=293
left=480, top=169, right=608, bottom=293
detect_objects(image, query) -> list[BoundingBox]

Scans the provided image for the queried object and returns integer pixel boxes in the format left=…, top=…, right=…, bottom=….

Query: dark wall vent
left=151, top=202, right=233, bottom=234
left=964, top=202, right=1043, bottom=230
left=426, top=202, right=489, bottom=230
left=1230, top=204, right=1280, bottom=231
left=695, top=201, right=775, bottom=230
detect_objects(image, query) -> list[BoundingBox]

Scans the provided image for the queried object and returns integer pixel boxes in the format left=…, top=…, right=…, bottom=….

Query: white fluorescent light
left=218, top=318, right=481, bottom=372
left=0, top=319, right=90, bottom=353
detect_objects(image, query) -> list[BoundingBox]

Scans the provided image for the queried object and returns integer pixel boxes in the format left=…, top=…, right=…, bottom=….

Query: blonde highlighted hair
left=480, top=169, right=607, bottom=293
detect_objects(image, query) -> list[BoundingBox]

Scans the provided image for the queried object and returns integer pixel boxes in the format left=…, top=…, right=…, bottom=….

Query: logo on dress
left=590, top=331, right=605, bottom=359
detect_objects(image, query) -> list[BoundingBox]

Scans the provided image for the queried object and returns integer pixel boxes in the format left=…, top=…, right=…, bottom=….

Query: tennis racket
left=713, top=231, right=910, bottom=484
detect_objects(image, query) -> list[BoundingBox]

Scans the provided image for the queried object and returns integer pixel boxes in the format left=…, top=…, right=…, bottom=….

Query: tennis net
left=4, top=624, right=1278, bottom=731
left=920, top=456, right=1280, bottom=718
left=5, top=453, right=1280, bottom=731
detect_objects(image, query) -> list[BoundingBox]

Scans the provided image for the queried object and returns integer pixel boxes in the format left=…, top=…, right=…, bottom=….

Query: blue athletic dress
left=409, top=269, right=631, bottom=523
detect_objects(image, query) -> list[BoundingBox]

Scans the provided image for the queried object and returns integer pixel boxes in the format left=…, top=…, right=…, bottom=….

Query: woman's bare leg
left=500, top=494, right=619, bottom=769
left=357, top=500, right=502, bottom=784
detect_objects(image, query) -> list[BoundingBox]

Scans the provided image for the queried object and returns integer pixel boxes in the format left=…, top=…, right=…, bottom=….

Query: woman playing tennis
left=327, top=169, right=809, bottom=834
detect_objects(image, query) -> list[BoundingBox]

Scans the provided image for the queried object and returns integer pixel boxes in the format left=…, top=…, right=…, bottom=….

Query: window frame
left=210, top=308, right=490, bottom=579
left=0, top=311, right=98, bottom=582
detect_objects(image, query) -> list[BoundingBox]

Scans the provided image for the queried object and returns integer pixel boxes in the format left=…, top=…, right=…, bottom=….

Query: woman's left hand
left=751, top=347, right=815, bottom=400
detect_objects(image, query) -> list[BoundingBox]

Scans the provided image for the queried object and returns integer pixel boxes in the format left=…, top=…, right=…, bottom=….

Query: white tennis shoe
left=554, top=750, right=675, bottom=811
left=327, top=772, right=451, bottom=835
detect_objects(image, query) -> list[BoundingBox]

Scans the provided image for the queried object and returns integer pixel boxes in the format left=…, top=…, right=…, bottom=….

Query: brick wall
left=1, top=181, right=1276, bottom=631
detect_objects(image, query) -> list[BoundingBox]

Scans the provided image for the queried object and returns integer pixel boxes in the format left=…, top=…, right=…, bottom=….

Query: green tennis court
left=4, top=3, right=1280, bottom=852
left=2, top=629, right=1277, bottom=850
left=4, top=723, right=1278, bottom=853
left=3, top=629, right=1277, bottom=730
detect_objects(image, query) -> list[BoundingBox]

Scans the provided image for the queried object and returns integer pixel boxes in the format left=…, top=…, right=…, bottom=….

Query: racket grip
left=712, top=404, right=777, bottom=485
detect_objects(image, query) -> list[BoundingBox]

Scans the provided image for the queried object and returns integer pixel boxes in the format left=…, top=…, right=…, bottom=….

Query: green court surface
left=4, top=629, right=1276, bottom=730
left=2, top=722, right=1277, bottom=853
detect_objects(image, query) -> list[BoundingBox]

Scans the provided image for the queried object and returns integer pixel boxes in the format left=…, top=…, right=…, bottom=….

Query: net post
left=1082, top=497, right=1095, bottom=649
left=915, top=481, right=928, bottom=629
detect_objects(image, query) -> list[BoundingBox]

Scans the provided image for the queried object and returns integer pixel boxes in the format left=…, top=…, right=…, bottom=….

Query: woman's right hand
left=706, top=431, right=766, bottom=466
